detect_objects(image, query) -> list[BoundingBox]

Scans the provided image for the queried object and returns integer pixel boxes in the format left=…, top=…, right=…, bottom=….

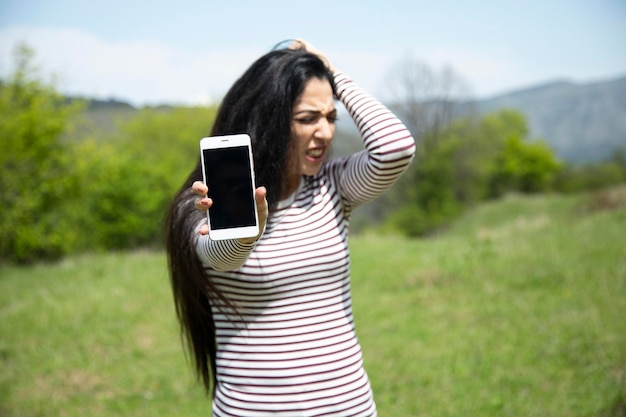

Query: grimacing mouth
left=306, top=148, right=325, bottom=158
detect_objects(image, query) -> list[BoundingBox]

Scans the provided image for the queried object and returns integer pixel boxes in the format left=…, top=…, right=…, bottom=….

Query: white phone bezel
left=199, top=134, right=259, bottom=241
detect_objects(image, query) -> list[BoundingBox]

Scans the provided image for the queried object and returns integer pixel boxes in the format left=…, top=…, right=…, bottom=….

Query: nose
left=314, top=118, right=335, bottom=141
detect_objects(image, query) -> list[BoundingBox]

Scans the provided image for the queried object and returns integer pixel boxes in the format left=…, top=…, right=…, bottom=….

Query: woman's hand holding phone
left=193, top=181, right=212, bottom=237
left=192, top=181, right=268, bottom=243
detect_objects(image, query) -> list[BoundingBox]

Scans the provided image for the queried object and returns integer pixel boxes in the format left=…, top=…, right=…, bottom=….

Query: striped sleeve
left=195, top=224, right=257, bottom=271
left=333, top=72, right=416, bottom=206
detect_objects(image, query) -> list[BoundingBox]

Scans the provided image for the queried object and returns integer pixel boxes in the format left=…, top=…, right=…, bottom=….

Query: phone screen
left=202, top=146, right=256, bottom=230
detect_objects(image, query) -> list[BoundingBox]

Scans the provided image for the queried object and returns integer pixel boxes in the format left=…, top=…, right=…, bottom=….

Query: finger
left=192, top=181, right=208, bottom=196
left=195, top=197, right=212, bottom=211
left=291, top=38, right=334, bottom=73
left=289, top=38, right=304, bottom=50
left=254, top=186, right=268, bottom=210
left=255, top=186, right=269, bottom=228
left=198, top=223, right=209, bottom=236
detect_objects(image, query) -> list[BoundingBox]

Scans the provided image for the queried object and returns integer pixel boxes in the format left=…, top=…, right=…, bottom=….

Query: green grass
left=1, top=188, right=625, bottom=416
left=0, top=252, right=207, bottom=416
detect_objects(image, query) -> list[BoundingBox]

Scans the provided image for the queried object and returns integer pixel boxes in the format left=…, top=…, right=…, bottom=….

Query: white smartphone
left=200, top=134, right=259, bottom=240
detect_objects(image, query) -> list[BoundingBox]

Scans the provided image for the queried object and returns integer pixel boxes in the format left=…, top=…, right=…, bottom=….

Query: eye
left=292, top=110, right=337, bottom=125
left=293, top=116, right=317, bottom=124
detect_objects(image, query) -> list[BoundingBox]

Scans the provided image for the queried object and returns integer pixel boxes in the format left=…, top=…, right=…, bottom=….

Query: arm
left=195, top=233, right=258, bottom=272
left=334, top=73, right=416, bottom=206
left=293, top=38, right=416, bottom=206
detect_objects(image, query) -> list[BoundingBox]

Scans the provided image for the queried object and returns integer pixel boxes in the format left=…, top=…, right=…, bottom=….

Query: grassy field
left=1, top=188, right=625, bottom=416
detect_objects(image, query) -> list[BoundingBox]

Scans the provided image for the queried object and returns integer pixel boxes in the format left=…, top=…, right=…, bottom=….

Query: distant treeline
left=2, top=45, right=625, bottom=264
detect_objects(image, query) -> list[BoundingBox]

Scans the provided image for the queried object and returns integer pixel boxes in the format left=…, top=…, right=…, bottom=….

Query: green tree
left=386, top=109, right=561, bottom=237
left=388, top=134, right=462, bottom=236
left=554, top=149, right=626, bottom=193
left=76, top=106, right=217, bottom=250
left=490, top=135, right=561, bottom=196
left=0, top=44, right=84, bottom=263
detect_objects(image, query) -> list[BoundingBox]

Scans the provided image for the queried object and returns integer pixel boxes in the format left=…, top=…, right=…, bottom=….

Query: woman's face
left=289, top=77, right=337, bottom=178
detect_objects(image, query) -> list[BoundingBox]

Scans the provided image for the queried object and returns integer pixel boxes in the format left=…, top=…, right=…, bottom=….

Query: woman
left=165, top=39, right=415, bottom=416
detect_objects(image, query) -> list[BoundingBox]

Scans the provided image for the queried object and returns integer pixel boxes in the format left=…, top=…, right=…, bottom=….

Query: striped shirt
left=196, top=72, right=416, bottom=416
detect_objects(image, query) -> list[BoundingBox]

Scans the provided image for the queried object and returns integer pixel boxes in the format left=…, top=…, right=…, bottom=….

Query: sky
left=0, top=0, right=624, bottom=107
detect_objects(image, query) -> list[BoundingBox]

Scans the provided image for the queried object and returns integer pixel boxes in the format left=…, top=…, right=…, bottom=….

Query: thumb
left=255, top=186, right=268, bottom=222
left=239, top=186, right=268, bottom=244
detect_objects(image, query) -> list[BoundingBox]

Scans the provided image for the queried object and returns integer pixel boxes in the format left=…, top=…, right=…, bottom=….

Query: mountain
left=76, top=75, right=626, bottom=164
left=475, top=75, right=626, bottom=163
left=335, top=74, right=626, bottom=164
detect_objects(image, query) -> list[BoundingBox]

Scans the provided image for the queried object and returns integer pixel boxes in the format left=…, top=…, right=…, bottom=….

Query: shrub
left=0, top=45, right=84, bottom=263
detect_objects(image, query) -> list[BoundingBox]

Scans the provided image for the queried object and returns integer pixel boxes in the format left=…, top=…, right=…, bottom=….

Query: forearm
left=195, top=224, right=257, bottom=271
left=334, top=72, right=416, bottom=203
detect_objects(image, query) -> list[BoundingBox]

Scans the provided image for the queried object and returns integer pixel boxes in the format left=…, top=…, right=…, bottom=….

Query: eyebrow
left=293, top=108, right=337, bottom=116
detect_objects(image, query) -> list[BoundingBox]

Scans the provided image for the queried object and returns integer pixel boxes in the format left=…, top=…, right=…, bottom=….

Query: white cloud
left=411, top=46, right=522, bottom=97
left=2, top=25, right=589, bottom=106
left=0, top=25, right=262, bottom=106
left=323, top=44, right=540, bottom=100
left=0, top=26, right=407, bottom=106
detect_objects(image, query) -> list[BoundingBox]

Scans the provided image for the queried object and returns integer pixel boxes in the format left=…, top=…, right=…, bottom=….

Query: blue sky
left=1, top=0, right=624, bottom=106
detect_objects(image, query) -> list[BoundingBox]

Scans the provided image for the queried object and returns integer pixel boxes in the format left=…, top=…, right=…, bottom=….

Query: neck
left=280, top=174, right=300, bottom=200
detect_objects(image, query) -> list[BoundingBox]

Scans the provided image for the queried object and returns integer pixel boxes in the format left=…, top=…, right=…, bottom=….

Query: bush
left=0, top=44, right=219, bottom=263
left=489, top=135, right=562, bottom=197
left=0, top=45, right=84, bottom=263
left=554, top=158, right=626, bottom=193
left=73, top=106, right=217, bottom=251
left=385, top=109, right=562, bottom=237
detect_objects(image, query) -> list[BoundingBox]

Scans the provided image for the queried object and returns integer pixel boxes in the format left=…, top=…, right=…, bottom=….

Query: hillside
left=76, top=74, right=626, bottom=164
left=337, top=75, right=626, bottom=164
left=477, top=75, right=626, bottom=163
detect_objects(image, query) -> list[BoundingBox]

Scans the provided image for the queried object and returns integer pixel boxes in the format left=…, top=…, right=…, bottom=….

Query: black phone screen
left=202, top=146, right=256, bottom=230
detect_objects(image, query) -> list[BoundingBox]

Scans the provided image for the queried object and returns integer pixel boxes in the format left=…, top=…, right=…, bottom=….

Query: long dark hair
left=164, top=46, right=335, bottom=394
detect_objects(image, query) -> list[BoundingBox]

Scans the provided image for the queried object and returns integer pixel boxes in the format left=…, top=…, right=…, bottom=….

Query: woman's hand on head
left=192, top=181, right=269, bottom=241
left=291, top=38, right=336, bottom=74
